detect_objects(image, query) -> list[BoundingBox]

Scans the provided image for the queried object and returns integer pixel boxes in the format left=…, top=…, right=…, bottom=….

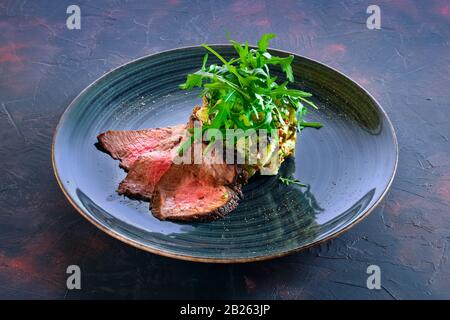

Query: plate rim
left=52, top=45, right=399, bottom=263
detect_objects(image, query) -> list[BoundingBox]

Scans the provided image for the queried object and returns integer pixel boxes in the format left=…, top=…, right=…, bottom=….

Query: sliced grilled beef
left=151, top=166, right=241, bottom=221
left=97, top=125, right=186, bottom=170
left=151, top=146, right=247, bottom=221
left=97, top=126, right=186, bottom=201
left=96, top=123, right=247, bottom=221
left=117, top=150, right=173, bottom=200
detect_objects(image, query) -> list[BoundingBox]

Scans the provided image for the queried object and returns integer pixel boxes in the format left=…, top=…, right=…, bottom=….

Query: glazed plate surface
left=53, top=46, right=398, bottom=263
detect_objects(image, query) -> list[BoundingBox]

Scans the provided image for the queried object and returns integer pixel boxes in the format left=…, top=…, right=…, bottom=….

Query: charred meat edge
left=151, top=166, right=248, bottom=222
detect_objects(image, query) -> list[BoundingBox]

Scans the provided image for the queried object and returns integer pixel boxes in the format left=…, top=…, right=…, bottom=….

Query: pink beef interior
left=118, top=150, right=173, bottom=200
left=97, top=124, right=186, bottom=170
left=151, top=163, right=241, bottom=221
left=96, top=123, right=245, bottom=221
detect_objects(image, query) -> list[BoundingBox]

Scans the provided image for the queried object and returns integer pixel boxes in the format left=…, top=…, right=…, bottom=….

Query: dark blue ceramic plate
left=53, top=46, right=398, bottom=263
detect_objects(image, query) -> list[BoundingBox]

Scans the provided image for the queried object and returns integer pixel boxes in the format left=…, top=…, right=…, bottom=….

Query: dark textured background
left=1, top=0, right=449, bottom=299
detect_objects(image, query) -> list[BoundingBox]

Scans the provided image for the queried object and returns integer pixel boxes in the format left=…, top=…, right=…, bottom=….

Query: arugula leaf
left=264, top=55, right=295, bottom=82
left=278, top=176, right=307, bottom=187
left=179, top=32, right=322, bottom=152
left=179, top=73, right=203, bottom=89
left=201, top=53, right=209, bottom=70
left=258, top=33, right=276, bottom=52
left=299, top=121, right=323, bottom=129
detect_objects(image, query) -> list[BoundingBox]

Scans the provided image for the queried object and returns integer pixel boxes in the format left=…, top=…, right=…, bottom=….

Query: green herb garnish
left=299, top=121, right=323, bottom=129
left=278, top=176, right=307, bottom=187
left=179, top=33, right=321, bottom=146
